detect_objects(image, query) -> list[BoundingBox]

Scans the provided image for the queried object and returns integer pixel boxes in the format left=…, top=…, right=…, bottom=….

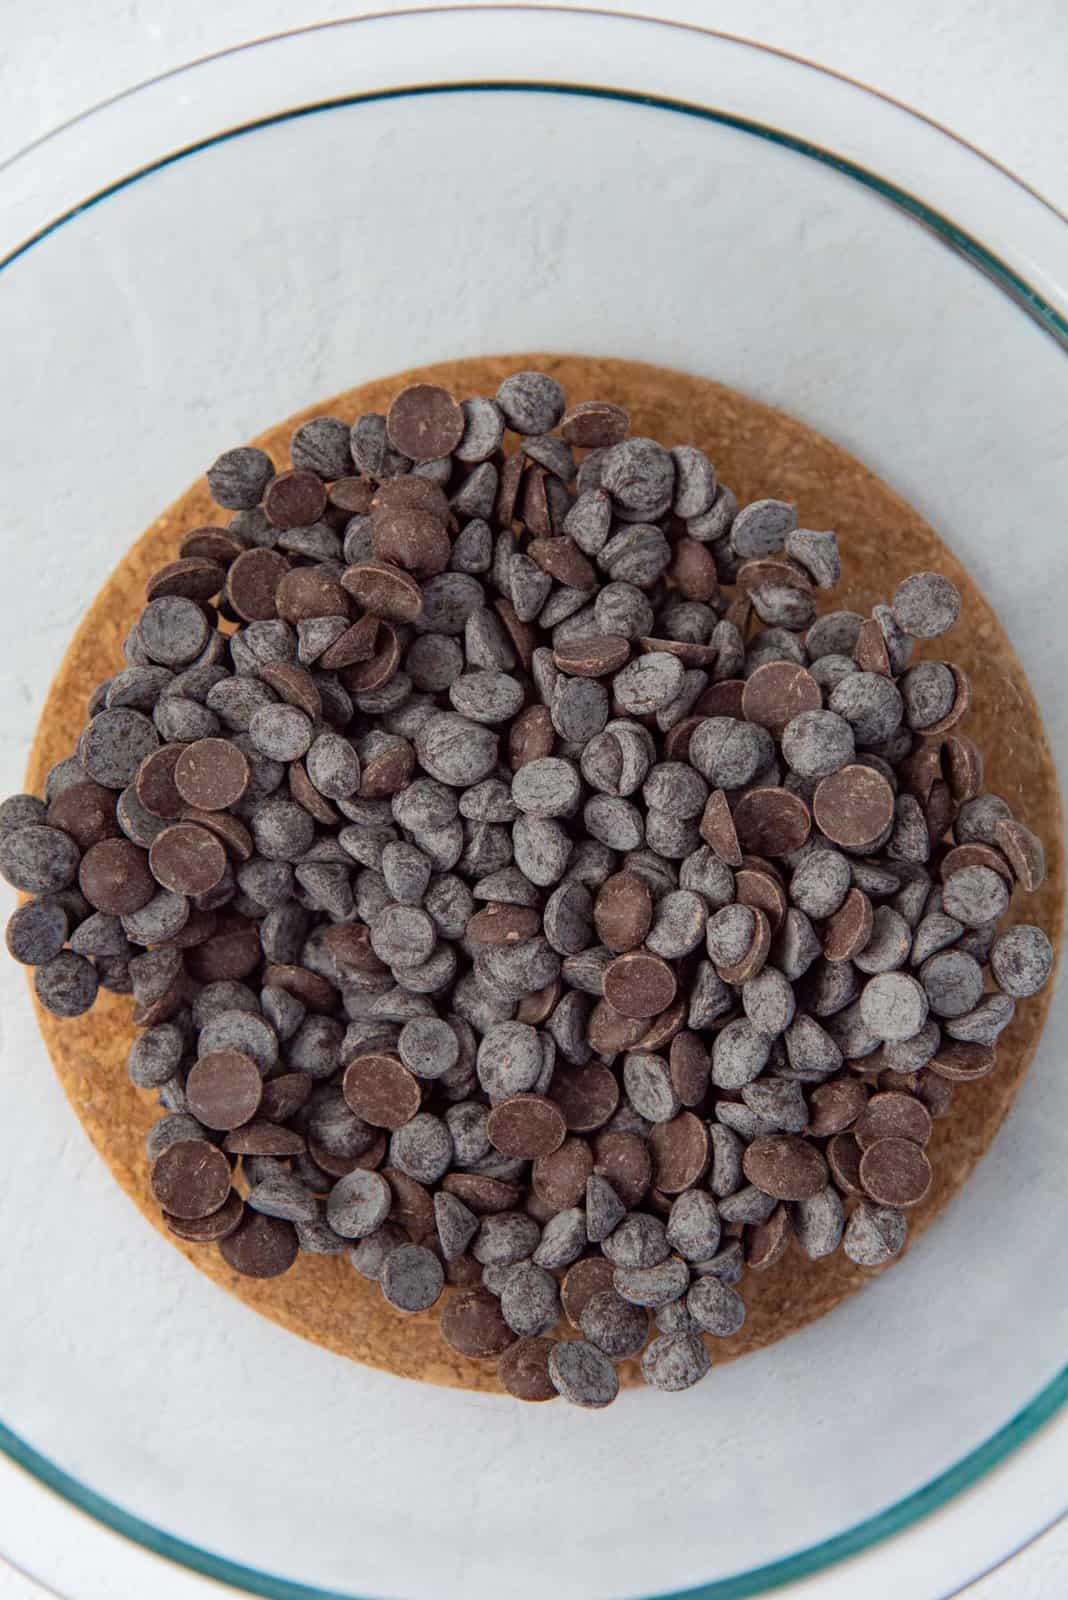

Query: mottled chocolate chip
left=791, top=1185, right=846, bottom=1259
left=548, top=1338, right=620, bottom=1407
left=989, top=924, right=1053, bottom=998
left=185, top=1050, right=263, bottom=1130
left=843, top=1201, right=908, bottom=1266
left=496, top=371, right=566, bottom=435
left=891, top=572, right=961, bottom=638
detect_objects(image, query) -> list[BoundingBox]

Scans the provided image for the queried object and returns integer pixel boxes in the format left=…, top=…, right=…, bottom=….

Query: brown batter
left=27, top=355, right=1062, bottom=1394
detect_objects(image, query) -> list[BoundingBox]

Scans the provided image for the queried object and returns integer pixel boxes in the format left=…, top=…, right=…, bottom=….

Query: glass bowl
left=1, top=9, right=1066, bottom=1599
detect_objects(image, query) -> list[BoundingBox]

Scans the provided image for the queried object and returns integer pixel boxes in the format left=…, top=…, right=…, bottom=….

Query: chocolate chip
left=788, top=1186, right=845, bottom=1260
left=742, top=661, right=821, bottom=737
left=841, top=1201, right=907, bottom=1266
left=79, top=709, right=161, bottom=790
left=262, top=469, right=327, bottom=530
left=380, top=384, right=461, bottom=463
left=173, top=738, right=249, bottom=811
left=150, top=1139, right=231, bottom=1219
left=219, top=1210, right=299, bottom=1277
left=858, top=972, right=929, bottom=1042
left=941, top=864, right=1010, bottom=928
left=258, top=1072, right=313, bottom=1123
left=497, top=1336, right=558, bottom=1401
left=649, top=1112, right=710, bottom=1194
left=747, top=1203, right=793, bottom=1270
left=139, top=597, right=210, bottom=668
left=807, top=1078, right=868, bottom=1136
left=859, top=1135, right=932, bottom=1207
left=185, top=1050, right=263, bottom=1130
left=926, top=1037, right=996, bottom=1082
left=733, top=787, right=811, bottom=858
left=131, top=747, right=187, bottom=823
left=487, top=1095, right=567, bottom=1159
left=621, top=1051, right=677, bottom=1124
left=825, top=1130, right=865, bottom=1195
left=813, top=765, right=895, bottom=853
left=602, top=950, right=676, bottom=1019
left=46, top=780, right=119, bottom=850
left=342, top=1053, right=421, bottom=1130
left=165, top=1189, right=245, bottom=1244
left=690, top=717, right=773, bottom=790
left=643, top=890, right=705, bottom=961
left=641, top=1332, right=711, bottom=1392
left=0, top=823, right=79, bottom=895
left=149, top=823, right=228, bottom=896
left=709, top=1017, right=770, bottom=1089
left=687, top=1273, right=745, bottom=1336
left=375, top=507, right=451, bottom=581
left=613, top=1253, right=689, bottom=1308
left=324, top=1168, right=392, bottom=1239
left=828, top=672, right=904, bottom=748
left=430, top=1190, right=476, bottom=1263
left=855, top=1091, right=932, bottom=1151
left=891, top=572, right=961, bottom=638
left=187, top=920, right=262, bottom=982
left=919, top=949, right=984, bottom=1018
left=552, top=634, right=630, bottom=679
left=548, top=1338, right=619, bottom=1407
left=496, top=371, right=565, bottom=435
left=199, top=1009, right=278, bottom=1073
left=499, top=1260, right=559, bottom=1336
left=990, top=924, right=1053, bottom=998
left=34, top=950, right=99, bottom=1016
left=823, top=888, right=874, bottom=962
left=525, top=1132, right=589, bottom=1209
left=244, top=1172, right=318, bottom=1226
left=5, top=897, right=69, bottom=966
left=78, top=837, right=155, bottom=914
left=575, top=1290, right=646, bottom=1360
left=781, top=712, right=856, bottom=783
left=389, top=1112, right=453, bottom=1184
left=590, top=871, right=650, bottom=955
left=179, top=526, right=245, bottom=566
left=439, top=1171, right=520, bottom=1218
left=206, top=446, right=274, bottom=509
left=743, top=1135, right=827, bottom=1200
left=591, top=1129, right=651, bottom=1208
left=225, top=549, right=287, bottom=622
left=945, top=992, right=1015, bottom=1047
left=441, top=1287, right=516, bottom=1357
left=540, top=1066, right=616, bottom=1137
left=560, top=399, right=629, bottom=447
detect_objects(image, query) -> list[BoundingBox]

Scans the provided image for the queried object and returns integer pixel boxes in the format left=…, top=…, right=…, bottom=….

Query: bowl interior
left=1, top=16, right=1067, bottom=1600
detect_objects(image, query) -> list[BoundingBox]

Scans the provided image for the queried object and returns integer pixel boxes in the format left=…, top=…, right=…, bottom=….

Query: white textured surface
left=0, top=4, right=1064, bottom=1598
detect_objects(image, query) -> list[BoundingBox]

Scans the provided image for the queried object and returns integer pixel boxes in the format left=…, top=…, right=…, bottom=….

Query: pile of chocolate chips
left=0, top=370, right=1054, bottom=1407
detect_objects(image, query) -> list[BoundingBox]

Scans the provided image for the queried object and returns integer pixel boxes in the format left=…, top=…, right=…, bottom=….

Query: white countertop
left=0, top=4, right=1063, bottom=1597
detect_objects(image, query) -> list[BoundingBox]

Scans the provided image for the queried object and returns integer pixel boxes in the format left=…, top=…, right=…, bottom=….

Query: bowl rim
left=1, top=8, right=1066, bottom=1598
left=3, top=2, right=1066, bottom=228
left=0, top=7, right=1066, bottom=349
left=2, top=1376, right=1068, bottom=1599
